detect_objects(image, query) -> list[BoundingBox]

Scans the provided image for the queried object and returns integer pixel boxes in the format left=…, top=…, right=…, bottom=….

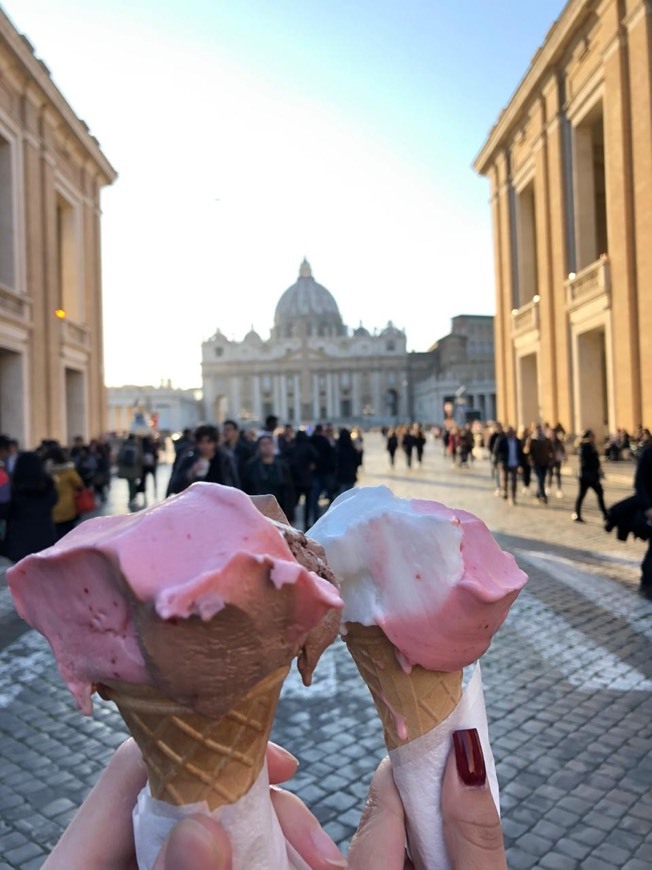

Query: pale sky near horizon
left=8, top=0, right=567, bottom=389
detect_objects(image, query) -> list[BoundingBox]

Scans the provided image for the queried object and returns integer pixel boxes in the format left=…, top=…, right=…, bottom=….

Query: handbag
left=74, top=487, right=96, bottom=515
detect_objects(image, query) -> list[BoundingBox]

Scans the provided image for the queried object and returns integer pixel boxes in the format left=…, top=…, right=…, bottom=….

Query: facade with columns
left=202, top=261, right=496, bottom=428
left=0, top=10, right=116, bottom=446
left=474, top=0, right=652, bottom=438
left=411, top=315, right=497, bottom=425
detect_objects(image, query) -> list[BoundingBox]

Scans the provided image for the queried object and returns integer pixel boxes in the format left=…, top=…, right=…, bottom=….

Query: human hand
left=347, top=728, right=506, bottom=869
left=45, top=739, right=344, bottom=869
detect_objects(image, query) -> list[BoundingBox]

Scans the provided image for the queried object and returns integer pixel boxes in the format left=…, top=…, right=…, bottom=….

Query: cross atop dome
left=299, top=258, right=312, bottom=278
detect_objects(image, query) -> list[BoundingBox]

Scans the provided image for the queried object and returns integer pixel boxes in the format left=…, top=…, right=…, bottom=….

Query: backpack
left=119, top=444, right=138, bottom=467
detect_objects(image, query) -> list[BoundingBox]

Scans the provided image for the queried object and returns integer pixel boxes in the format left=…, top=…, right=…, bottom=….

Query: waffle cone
left=343, top=623, right=462, bottom=750
left=98, top=664, right=289, bottom=809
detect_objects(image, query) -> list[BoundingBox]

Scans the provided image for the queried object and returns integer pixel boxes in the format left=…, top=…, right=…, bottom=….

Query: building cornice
left=0, top=7, right=117, bottom=185
left=473, top=0, right=599, bottom=175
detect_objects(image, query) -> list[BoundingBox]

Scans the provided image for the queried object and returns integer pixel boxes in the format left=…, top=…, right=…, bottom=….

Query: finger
left=44, top=738, right=147, bottom=869
left=270, top=786, right=346, bottom=869
left=442, top=729, right=507, bottom=870
left=347, top=758, right=409, bottom=869
left=266, top=741, right=299, bottom=784
left=153, top=815, right=232, bottom=870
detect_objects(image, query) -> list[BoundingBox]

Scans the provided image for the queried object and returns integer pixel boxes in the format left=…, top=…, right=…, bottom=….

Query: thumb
left=347, top=757, right=410, bottom=869
left=152, top=815, right=232, bottom=870
left=442, top=729, right=506, bottom=870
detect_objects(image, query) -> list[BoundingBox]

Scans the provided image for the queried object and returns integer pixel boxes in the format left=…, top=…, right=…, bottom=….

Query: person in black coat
left=334, top=428, right=362, bottom=497
left=167, top=425, right=238, bottom=496
left=572, top=429, right=608, bottom=522
left=309, top=424, right=337, bottom=523
left=634, top=443, right=652, bottom=598
left=3, top=452, right=57, bottom=563
left=241, top=435, right=295, bottom=519
left=386, top=428, right=398, bottom=467
left=285, top=430, right=319, bottom=530
left=494, top=427, right=526, bottom=504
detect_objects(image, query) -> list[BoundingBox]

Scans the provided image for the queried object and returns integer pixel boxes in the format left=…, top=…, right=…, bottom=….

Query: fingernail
left=166, top=817, right=223, bottom=867
left=310, top=826, right=347, bottom=866
left=453, top=728, right=486, bottom=787
left=269, top=741, right=300, bottom=767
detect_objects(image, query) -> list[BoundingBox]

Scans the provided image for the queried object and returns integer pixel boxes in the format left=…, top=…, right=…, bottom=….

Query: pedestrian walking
left=241, top=434, right=294, bottom=518
left=414, top=424, right=426, bottom=465
left=401, top=427, right=415, bottom=468
left=494, top=426, right=525, bottom=504
left=47, top=446, right=84, bottom=539
left=525, top=424, right=554, bottom=503
left=309, top=424, right=337, bottom=522
left=334, top=428, right=362, bottom=496
left=386, top=428, right=398, bottom=467
left=285, top=429, right=319, bottom=530
left=3, top=452, right=57, bottom=562
left=488, top=423, right=504, bottom=495
left=547, top=428, right=566, bottom=497
left=572, top=429, right=609, bottom=522
left=117, top=434, right=144, bottom=508
left=632, top=441, right=652, bottom=599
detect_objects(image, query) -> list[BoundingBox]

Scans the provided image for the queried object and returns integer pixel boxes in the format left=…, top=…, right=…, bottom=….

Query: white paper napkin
left=132, top=760, right=311, bottom=869
left=389, top=663, right=500, bottom=870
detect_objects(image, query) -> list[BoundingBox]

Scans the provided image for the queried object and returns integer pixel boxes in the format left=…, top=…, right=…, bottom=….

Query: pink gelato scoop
left=308, top=485, right=527, bottom=671
left=8, top=483, right=342, bottom=715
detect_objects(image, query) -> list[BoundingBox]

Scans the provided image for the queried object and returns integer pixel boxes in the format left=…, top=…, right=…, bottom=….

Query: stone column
left=372, top=371, right=382, bottom=422
left=352, top=371, right=361, bottom=419
left=601, top=5, right=641, bottom=429
left=312, top=374, right=320, bottom=421
left=252, top=374, right=262, bottom=422
left=626, top=1, right=652, bottom=422
left=294, top=373, right=301, bottom=424
left=326, top=373, right=334, bottom=419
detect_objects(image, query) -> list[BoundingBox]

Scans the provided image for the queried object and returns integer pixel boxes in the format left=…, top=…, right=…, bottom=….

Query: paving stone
left=591, top=843, right=636, bottom=865
left=3, top=841, right=45, bottom=864
left=537, top=853, right=579, bottom=870
left=555, top=837, right=592, bottom=861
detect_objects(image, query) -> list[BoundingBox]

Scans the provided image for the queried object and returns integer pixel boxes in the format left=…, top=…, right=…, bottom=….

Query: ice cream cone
left=343, top=623, right=461, bottom=749
left=98, top=664, right=289, bottom=809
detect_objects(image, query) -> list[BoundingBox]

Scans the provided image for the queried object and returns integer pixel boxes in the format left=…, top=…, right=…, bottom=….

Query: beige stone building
left=203, top=259, right=411, bottom=428
left=202, top=260, right=496, bottom=428
left=474, top=0, right=651, bottom=438
left=0, top=10, right=116, bottom=446
left=411, top=315, right=496, bottom=425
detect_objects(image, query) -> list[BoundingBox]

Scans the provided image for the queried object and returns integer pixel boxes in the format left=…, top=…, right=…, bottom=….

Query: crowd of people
left=0, top=434, right=113, bottom=563
left=163, top=415, right=364, bottom=530
left=2, top=413, right=651, bottom=598
left=383, top=423, right=427, bottom=468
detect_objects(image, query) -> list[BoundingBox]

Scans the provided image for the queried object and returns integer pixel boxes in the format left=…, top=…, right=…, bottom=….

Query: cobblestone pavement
left=0, top=439, right=650, bottom=868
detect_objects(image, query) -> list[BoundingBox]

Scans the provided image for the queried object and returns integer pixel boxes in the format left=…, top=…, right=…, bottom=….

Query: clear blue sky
left=8, top=0, right=567, bottom=387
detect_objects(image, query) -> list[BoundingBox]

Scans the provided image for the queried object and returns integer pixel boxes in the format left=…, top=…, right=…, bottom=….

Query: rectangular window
left=573, top=104, right=608, bottom=269
left=56, top=193, right=81, bottom=321
left=340, top=399, right=351, bottom=418
left=515, top=180, right=538, bottom=306
left=0, top=134, right=15, bottom=288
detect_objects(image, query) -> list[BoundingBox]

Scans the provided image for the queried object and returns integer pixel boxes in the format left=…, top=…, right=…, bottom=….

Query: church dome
left=381, top=320, right=403, bottom=337
left=273, top=259, right=345, bottom=338
left=353, top=322, right=370, bottom=337
left=243, top=326, right=263, bottom=344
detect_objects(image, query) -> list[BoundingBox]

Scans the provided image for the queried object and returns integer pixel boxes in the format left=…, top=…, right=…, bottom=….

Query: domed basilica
left=201, top=260, right=496, bottom=427
left=202, top=259, right=410, bottom=427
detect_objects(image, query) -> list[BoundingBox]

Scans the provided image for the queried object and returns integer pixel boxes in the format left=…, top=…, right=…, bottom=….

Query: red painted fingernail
left=453, top=728, right=487, bottom=787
